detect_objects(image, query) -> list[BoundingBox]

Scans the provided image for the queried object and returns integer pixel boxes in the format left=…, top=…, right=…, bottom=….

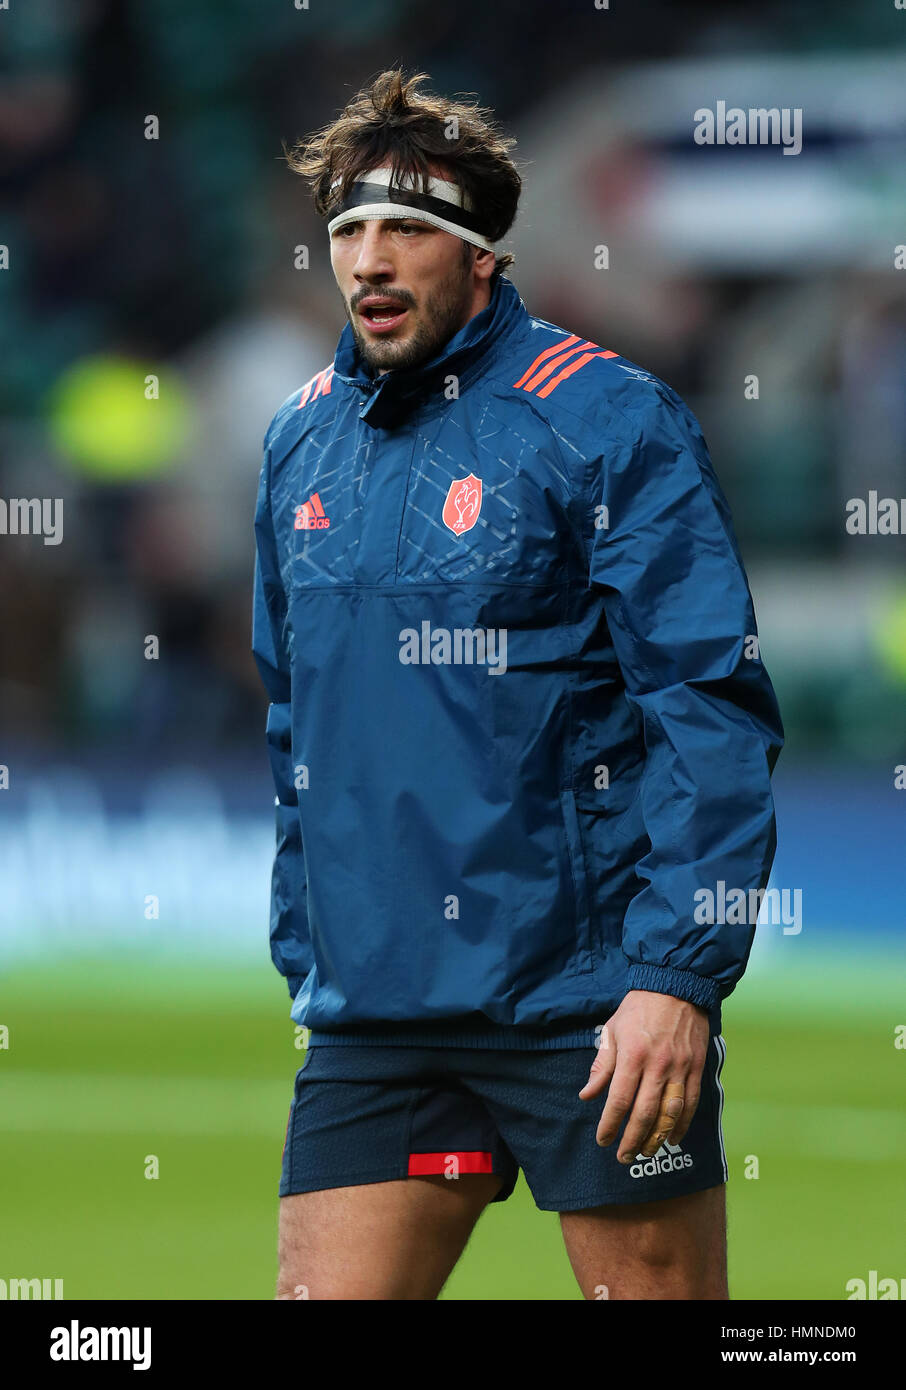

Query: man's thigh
left=276, top=1172, right=503, bottom=1300
left=560, top=1184, right=728, bottom=1300
left=275, top=1043, right=517, bottom=1299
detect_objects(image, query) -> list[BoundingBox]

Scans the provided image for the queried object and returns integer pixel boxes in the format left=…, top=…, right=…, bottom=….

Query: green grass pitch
left=2, top=953, right=903, bottom=1299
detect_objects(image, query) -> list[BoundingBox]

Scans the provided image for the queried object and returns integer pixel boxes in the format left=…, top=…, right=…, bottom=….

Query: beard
left=345, top=241, right=474, bottom=376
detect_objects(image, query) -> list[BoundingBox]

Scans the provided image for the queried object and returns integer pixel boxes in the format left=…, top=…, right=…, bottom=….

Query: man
left=252, top=69, right=783, bottom=1300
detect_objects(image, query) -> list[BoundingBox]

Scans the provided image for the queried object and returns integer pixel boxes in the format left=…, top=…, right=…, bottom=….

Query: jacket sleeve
left=252, top=437, right=314, bottom=999
left=587, top=383, right=784, bottom=1011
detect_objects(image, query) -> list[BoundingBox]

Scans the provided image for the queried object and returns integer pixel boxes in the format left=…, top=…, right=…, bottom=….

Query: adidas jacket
left=252, top=272, right=784, bottom=1049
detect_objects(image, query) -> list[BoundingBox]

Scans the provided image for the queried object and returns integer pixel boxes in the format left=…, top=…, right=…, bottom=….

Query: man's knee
left=623, top=1185, right=728, bottom=1279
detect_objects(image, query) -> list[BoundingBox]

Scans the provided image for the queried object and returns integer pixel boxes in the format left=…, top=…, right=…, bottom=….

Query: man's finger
left=638, top=1081, right=686, bottom=1157
left=666, top=1075, right=704, bottom=1148
left=593, top=1056, right=643, bottom=1148
left=578, top=1024, right=617, bottom=1100
left=614, top=1078, right=679, bottom=1162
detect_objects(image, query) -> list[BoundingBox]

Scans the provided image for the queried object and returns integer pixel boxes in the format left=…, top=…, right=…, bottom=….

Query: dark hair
left=286, top=68, right=522, bottom=274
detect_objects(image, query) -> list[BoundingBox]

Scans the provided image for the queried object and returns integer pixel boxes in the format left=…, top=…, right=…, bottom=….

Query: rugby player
left=252, top=68, right=783, bottom=1300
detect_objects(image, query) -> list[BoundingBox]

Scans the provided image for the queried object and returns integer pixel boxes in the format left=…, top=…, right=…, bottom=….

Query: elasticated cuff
left=626, top=962, right=721, bottom=1012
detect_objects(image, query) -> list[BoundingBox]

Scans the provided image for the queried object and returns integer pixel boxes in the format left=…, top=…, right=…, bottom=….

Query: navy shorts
left=279, top=1034, right=728, bottom=1212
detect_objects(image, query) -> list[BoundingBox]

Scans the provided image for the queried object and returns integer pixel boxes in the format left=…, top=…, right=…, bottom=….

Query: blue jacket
left=252, top=272, right=783, bottom=1049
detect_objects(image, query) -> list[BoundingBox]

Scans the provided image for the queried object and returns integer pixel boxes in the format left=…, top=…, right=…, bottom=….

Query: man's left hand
left=578, top=989, right=710, bottom=1163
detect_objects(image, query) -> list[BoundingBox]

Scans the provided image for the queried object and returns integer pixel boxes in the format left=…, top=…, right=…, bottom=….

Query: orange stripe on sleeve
left=536, top=349, right=618, bottom=399
left=522, top=339, right=598, bottom=393
left=513, top=334, right=582, bottom=388
left=297, top=365, right=333, bottom=408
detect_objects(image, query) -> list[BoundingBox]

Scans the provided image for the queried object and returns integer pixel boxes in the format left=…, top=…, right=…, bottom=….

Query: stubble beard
left=346, top=246, right=474, bottom=376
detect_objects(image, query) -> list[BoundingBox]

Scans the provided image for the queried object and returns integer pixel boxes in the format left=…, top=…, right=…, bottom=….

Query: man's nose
left=353, top=223, right=394, bottom=280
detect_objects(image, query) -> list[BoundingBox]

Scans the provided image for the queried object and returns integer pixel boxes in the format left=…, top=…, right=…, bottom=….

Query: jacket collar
left=332, top=273, right=527, bottom=429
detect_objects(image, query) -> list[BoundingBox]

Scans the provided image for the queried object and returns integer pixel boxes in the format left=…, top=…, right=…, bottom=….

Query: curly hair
left=286, top=68, right=522, bottom=274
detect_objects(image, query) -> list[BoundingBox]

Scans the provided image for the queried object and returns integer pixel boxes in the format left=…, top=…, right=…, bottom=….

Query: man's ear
left=473, top=248, right=497, bottom=282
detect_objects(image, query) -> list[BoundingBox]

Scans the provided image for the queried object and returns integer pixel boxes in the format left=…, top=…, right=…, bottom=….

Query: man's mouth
left=357, top=299, right=410, bottom=334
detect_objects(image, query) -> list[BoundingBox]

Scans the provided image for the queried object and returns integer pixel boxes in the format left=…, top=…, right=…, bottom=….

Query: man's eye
left=333, top=220, right=421, bottom=238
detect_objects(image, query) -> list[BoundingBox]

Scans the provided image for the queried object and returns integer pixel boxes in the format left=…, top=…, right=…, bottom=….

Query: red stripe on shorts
left=408, top=1151, right=494, bottom=1175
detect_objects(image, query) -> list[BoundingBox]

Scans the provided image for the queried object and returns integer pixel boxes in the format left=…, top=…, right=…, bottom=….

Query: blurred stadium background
left=1, top=0, right=904, bottom=1299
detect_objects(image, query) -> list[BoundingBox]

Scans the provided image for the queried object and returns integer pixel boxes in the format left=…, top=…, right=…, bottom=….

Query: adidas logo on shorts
left=629, top=1139, right=694, bottom=1180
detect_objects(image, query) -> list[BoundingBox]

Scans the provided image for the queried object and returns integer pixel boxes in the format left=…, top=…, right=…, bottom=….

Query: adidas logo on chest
left=294, top=492, right=331, bottom=531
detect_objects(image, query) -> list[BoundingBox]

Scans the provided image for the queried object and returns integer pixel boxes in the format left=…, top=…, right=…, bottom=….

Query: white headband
left=326, top=167, right=497, bottom=252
